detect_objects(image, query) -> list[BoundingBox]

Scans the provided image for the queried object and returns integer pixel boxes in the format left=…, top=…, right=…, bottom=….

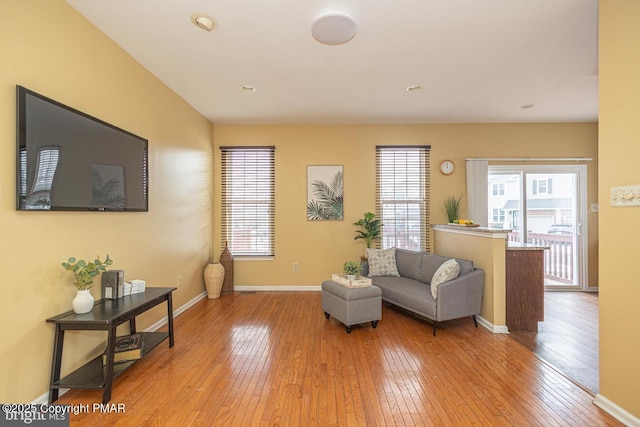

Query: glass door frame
left=489, top=164, right=589, bottom=291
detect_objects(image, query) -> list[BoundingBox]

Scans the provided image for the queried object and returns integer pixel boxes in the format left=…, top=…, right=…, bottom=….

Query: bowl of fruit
left=448, top=219, right=479, bottom=227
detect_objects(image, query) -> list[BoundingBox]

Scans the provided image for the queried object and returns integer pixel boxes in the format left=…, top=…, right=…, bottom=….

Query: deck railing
left=508, top=232, right=574, bottom=284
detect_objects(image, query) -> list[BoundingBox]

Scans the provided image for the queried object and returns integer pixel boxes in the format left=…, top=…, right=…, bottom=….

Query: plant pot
left=72, top=289, right=94, bottom=314
left=346, top=274, right=357, bottom=281
left=204, top=263, right=225, bottom=299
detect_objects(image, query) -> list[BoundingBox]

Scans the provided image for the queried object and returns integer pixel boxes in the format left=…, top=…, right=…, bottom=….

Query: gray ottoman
left=321, top=280, right=382, bottom=333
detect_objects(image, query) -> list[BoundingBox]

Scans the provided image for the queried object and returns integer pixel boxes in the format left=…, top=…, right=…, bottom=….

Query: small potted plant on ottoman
left=343, top=260, right=362, bottom=281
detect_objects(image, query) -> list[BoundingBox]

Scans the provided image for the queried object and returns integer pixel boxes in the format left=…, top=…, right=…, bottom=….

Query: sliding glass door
left=488, top=165, right=588, bottom=290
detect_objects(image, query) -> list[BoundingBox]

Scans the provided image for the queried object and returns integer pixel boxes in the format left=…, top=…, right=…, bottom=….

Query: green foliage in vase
left=444, top=194, right=463, bottom=223
left=61, top=254, right=114, bottom=290
left=353, top=211, right=382, bottom=248
left=307, top=171, right=344, bottom=220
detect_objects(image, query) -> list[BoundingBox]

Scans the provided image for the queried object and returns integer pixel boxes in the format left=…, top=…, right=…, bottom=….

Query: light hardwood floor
left=56, top=291, right=620, bottom=426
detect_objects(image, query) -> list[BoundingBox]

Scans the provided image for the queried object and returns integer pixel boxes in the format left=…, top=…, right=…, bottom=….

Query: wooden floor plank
left=55, top=291, right=620, bottom=426
left=510, top=291, right=600, bottom=394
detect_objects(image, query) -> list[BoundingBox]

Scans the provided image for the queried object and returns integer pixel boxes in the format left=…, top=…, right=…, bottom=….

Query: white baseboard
left=234, top=285, right=322, bottom=292
left=594, top=393, right=640, bottom=426
left=145, top=291, right=207, bottom=332
left=477, top=315, right=509, bottom=334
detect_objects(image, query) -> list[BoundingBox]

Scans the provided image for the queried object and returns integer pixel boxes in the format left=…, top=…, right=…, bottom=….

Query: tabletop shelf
left=51, top=331, right=169, bottom=389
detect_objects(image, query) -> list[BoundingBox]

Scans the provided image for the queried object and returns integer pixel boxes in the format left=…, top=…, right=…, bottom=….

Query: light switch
left=611, top=185, right=640, bottom=207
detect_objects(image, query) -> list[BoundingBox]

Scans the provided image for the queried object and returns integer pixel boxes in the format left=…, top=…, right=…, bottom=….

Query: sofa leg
left=472, top=315, right=478, bottom=328
left=324, top=312, right=330, bottom=319
left=433, top=321, right=437, bottom=336
left=371, top=320, right=378, bottom=329
left=346, top=325, right=352, bottom=334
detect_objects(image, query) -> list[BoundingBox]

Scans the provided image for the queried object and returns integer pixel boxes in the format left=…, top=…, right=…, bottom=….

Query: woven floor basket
left=220, top=241, right=234, bottom=295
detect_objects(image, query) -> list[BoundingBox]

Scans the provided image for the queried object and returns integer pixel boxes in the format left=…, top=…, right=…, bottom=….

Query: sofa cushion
left=430, top=258, right=460, bottom=300
left=417, top=254, right=474, bottom=283
left=372, top=276, right=436, bottom=318
left=366, top=247, right=400, bottom=277
left=456, top=258, right=475, bottom=276
left=395, top=249, right=424, bottom=281
left=418, top=254, right=451, bottom=284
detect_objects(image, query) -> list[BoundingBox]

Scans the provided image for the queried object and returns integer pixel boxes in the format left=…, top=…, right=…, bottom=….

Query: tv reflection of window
left=26, top=147, right=59, bottom=209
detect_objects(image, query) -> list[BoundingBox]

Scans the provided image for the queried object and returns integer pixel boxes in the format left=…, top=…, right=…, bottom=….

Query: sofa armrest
left=436, top=268, right=484, bottom=322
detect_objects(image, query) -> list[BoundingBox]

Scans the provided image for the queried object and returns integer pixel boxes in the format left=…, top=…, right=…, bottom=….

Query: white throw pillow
left=430, top=258, right=460, bottom=300
left=366, top=247, right=400, bottom=277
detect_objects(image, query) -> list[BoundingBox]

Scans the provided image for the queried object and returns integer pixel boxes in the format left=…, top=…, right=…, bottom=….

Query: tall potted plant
left=444, top=195, right=463, bottom=223
left=62, top=254, right=113, bottom=314
left=353, top=211, right=382, bottom=252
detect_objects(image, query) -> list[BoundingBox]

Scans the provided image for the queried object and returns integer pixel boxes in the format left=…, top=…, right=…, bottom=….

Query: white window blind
left=376, top=146, right=431, bottom=252
left=220, top=146, right=275, bottom=257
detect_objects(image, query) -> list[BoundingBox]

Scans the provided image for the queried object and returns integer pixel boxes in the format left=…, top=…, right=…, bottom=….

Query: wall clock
left=440, top=160, right=455, bottom=175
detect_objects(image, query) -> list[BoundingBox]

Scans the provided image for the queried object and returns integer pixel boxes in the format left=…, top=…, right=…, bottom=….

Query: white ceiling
left=65, top=0, right=598, bottom=125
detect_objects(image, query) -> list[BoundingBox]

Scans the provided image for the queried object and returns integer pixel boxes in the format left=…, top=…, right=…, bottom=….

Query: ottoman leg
left=346, top=325, right=352, bottom=334
left=372, top=320, right=378, bottom=329
left=324, top=312, right=330, bottom=319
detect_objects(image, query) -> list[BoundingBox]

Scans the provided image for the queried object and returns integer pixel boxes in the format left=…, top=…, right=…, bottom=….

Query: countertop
left=507, top=242, right=550, bottom=250
left=431, top=224, right=513, bottom=234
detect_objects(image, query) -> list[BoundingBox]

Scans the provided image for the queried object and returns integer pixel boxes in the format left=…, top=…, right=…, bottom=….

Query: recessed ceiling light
left=520, top=103, right=535, bottom=109
left=240, top=85, right=256, bottom=93
left=311, top=10, right=357, bottom=45
left=191, top=13, right=216, bottom=31
left=406, top=85, right=423, bottom=93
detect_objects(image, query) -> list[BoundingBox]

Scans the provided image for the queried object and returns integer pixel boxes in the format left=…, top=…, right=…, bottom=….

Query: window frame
left=220, top=146, right=275, bottom=258
left=375, top=145, right=431, bottom=253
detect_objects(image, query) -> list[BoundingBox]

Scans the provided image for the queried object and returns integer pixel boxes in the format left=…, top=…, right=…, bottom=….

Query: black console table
left=46, top=287, right=176, bottom=403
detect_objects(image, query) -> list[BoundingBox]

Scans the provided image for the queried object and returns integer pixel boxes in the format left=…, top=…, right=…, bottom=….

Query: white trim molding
left=477, top=315, right=509, bottom=334
left=594, top=394, right=640, bottom=426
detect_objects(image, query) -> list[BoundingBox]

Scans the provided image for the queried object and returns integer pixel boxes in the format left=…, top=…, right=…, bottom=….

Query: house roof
left=66, top=0, right=598, bottom=125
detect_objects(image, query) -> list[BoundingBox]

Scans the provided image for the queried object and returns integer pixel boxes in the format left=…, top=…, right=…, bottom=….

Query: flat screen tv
left=16, top=86, right=148, bottom=211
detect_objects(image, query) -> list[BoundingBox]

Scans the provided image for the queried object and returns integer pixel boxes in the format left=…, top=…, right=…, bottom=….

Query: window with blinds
left=220, top=146, right=275, bottom=257
left=376, top=145, right=431, bottom=252
left=21, top=146, right=60, bottom=209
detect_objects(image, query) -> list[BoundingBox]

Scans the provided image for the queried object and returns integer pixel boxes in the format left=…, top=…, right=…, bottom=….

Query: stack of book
left=103, top=333, right=143, bottom=365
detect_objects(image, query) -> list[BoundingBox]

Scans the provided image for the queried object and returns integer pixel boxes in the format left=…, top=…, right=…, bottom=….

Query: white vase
left=346, top=274, right=357, bottom=281
left=72, top=289, right=94, bottom=314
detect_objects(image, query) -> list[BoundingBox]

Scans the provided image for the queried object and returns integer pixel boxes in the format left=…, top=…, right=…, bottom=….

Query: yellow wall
left=598, top=0, right=640, bottom=418
left=213, top=123, right=598, bottom=288
left=433, top=229, right=507, bottom=327
left=0, top=1, right=212, bottom=402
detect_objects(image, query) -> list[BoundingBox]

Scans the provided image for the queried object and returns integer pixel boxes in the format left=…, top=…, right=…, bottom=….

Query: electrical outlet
left=177, top=275, right=183, bottom=287
left=591, top=203, right=599, bottom=213
left=293, top=262, right=299, bottom=271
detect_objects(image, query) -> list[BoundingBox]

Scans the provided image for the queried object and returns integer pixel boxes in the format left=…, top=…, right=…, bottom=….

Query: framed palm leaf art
left=307, top=165, right=344, bottom=220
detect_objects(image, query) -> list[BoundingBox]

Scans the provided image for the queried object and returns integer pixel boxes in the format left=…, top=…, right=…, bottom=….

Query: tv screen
left=16, top=86, right=148, bottom=211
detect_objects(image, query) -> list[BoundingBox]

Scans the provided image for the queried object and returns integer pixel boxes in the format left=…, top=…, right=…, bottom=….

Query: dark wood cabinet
left=506, top=248, right=545, bottom=333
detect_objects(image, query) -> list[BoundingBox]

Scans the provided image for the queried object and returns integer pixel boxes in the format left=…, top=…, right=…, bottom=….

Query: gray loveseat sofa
left=363, top=248, right=484, bottom=335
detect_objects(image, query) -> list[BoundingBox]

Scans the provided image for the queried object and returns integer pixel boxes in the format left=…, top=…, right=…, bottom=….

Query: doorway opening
left=488, top=165, right=588, bottom=290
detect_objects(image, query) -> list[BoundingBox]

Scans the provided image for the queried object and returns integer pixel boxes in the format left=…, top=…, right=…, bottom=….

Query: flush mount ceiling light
left=311, top=10, right=357, bottom=45
left=240, top=85, right=256, bottom=93
left=520, top=103, right=535, bottom=109
left=406, top=85, right=423, bottom=93
left=191, top=13, right=216, bottom=31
